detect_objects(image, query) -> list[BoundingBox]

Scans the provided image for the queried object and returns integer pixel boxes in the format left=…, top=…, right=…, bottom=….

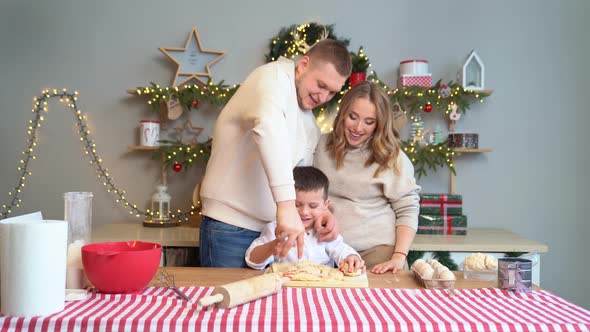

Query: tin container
left=400, top=59, right=429, bottom=75
left=448, top=133, right=479, bottom=148
left=497, top=258, right=532, bottom=293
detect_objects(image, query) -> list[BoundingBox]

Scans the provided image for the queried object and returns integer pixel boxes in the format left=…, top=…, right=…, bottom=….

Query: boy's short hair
left=293, top=166, right=329, bottom=200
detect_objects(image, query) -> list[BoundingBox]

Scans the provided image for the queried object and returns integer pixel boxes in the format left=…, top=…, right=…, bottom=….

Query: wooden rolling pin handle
left=198, top=293, right=224, bottom=307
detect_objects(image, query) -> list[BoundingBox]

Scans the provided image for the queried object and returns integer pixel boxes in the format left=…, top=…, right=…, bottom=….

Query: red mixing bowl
left=82, top=241, right=162, bottom=294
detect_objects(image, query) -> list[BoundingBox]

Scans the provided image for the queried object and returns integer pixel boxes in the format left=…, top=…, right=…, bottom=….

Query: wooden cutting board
left=283, top=273, right=368, bottom=288
left=267, top=262, right=369, bottom=288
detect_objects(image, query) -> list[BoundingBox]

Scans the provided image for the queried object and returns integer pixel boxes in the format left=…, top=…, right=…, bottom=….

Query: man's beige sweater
left=314, top=135, right=421, bottom=251
left=200, top=58, right=320, bottom=232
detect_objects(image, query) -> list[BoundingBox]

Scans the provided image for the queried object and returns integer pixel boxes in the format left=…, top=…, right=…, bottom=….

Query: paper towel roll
left=0, top=219, right=67, bottom=317
left=0, top=212, right=43, bottom=311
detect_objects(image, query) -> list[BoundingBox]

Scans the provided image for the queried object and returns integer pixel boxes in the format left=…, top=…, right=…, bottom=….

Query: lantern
left=151, top=185, right=171, bottom=221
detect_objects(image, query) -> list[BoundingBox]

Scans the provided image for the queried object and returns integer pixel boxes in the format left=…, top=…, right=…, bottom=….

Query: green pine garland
left=390, top=80, right=491, bottom=117
left=157, top=139, right=212, bottom=171
left=134, top=81, right=238, bottom=114
left=401, top=140, right=455, bottom=178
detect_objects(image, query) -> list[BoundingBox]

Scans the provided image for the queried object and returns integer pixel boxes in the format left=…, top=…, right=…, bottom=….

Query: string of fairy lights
left=0, top=89, right=198, bottom=222
left=1, top=22, right=490, bottom=219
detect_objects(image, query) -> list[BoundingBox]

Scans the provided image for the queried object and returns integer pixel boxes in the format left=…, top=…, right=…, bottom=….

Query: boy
left=245, top=166, right=365, bottom=275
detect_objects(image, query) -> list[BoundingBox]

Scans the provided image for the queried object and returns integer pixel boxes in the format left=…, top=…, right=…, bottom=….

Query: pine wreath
left=265, top=22, right=349, bottom=62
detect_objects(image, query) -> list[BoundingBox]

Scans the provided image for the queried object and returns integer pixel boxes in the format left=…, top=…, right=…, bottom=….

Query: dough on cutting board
left=340, top=262, right=362, bottom=277
left=269, top=261, right=344, bottom=281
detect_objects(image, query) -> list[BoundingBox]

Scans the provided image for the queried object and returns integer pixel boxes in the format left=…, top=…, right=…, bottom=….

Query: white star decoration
left=159, top=27, right=225, bottom=87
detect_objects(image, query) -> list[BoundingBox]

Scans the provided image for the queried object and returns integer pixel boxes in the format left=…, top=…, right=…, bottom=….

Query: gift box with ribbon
left=419, top=193, right=463, bottom=216
left=417, top=214, right=468, bottom=235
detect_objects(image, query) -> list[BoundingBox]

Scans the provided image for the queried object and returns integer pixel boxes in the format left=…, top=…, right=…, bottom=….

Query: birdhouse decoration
left=460, top=50, right=485, bottom=90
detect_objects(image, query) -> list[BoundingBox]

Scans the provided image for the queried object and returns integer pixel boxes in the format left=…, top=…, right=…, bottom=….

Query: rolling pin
left=197, top=273, right=289, bottom=310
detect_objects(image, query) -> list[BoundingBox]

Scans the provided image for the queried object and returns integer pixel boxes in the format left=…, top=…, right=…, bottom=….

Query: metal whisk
left=155, top=270, right=192, bottom=303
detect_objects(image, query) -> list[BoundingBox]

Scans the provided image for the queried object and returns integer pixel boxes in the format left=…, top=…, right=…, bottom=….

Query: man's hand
left=275, top=200, right=305, bottom=259
left=314, top=209, right=338, bottom=242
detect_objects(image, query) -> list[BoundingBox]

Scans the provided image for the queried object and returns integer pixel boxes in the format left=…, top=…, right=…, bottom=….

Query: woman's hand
left=314, top=209, right=339, bottom=242
left=370, top=254, right=406, bottom=274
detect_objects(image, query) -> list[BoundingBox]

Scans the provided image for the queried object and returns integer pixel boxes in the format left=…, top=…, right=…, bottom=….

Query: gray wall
left=1, top=0, right=588, bottom=308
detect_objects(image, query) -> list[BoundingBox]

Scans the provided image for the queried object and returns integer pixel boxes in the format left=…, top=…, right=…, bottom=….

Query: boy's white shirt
left=245, top=221, right=360, bottom=270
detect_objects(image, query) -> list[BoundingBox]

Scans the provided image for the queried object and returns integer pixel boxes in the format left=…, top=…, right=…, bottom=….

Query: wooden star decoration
left=174, top=120, right=204, bottom=145
left=160, top=26, right=225, bottom=87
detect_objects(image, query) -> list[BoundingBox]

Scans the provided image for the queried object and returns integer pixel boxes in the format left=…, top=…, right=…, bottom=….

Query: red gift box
left=398, top=74, right=432, bottom=88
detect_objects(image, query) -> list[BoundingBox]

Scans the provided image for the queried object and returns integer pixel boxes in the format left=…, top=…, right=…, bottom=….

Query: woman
left=314, top=81, right=420, bottom=274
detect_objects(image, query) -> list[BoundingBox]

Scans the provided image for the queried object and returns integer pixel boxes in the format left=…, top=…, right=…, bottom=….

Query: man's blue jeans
left=199, top=215, right=261, bottom=267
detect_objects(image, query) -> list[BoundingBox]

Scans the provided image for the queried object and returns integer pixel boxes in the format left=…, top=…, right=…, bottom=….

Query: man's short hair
left=293, top=166, right=329, bottom=200
left=305, top=39, right=352, bottom=77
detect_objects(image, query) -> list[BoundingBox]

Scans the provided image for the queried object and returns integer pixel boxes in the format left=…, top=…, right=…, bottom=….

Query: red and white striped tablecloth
left=1, top=287, right=589, bottom=331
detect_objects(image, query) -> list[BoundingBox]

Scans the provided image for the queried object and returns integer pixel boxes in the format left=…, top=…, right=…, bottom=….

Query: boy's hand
left=314, top=209, right=339, bottom=242
left=339, top=255, right=366, bottom=275
left=275, top=201, right=305, bottom=259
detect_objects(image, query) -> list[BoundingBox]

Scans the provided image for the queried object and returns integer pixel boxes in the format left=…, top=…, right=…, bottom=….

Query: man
left=199, top=39, right=352, bottom=267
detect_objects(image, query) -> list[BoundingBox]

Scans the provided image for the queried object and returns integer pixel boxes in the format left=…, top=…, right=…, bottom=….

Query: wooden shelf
left=128, top=145, right=159, bottom=151
left=453, top=148, right=493, bottom=153
left=469, top=89, right=494, bottom=95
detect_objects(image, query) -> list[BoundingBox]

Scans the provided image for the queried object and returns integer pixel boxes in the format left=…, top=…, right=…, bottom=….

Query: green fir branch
left=350, top=46, right=370, bottom=73
left=135, top=81, right=238, bottom=114
left=401, top=140, right=455, bottom=178
left=407, top=251, right=425, bottom=267
left=390, top=80, right=490, bottom=117
left=432, top=251, right=458, bottom=271
left=156, top=139, right=212, bottom=172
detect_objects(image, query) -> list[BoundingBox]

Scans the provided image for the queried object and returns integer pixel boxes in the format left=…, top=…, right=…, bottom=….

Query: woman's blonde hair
left=325, top=81, right=402, bottom=177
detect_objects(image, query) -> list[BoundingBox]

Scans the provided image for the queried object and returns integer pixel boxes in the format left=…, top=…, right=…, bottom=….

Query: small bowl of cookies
left=411, top=259, right=456, bottom=289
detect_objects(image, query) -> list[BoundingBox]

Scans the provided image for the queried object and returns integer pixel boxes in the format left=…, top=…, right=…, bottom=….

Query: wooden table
left=152, top=267, right=508, bottom=289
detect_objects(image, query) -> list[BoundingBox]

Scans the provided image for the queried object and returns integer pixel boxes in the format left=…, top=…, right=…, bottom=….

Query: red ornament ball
left=172, top=163, right=182, bottom=172
left=424, top=104, right=433, bottom=112
left=192, top=100, right=199, bottom=108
